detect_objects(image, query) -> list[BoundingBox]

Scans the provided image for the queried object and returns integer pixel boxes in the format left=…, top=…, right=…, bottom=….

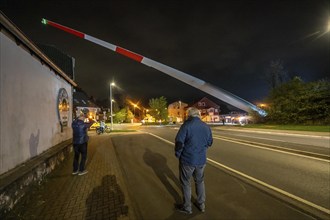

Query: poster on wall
left=57, top=88, right=69, bottom=128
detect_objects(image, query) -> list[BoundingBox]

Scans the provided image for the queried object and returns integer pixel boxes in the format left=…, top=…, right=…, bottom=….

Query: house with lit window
left=191, top=97, right=221, bottom=122
left=73, top=88, right=101, bottom=120
left=168, top=101, right=188, bottom=123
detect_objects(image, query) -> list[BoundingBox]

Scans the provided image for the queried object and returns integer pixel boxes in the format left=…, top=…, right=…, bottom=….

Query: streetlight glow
left=109, top=81, right=116, bottom=131
left=133, top=104, right=137, bottom=119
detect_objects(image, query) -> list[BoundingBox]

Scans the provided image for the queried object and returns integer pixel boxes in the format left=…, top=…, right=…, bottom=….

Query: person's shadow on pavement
left=143, top=148, right=181, bottom=204
left=85, top=175, right=129, bottom=219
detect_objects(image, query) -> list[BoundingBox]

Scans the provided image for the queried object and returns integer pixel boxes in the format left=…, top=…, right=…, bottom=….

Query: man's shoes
left=72, top=171, right=79, bottom=175
left=78, top=170, right=88, bottom=176
left=195, top=202, right=205, bottom=213
left=176, top=206, right=192, bottom=215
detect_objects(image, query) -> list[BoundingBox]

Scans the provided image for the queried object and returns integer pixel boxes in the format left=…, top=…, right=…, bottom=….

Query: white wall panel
left=0, top=32, right=73, bottom=174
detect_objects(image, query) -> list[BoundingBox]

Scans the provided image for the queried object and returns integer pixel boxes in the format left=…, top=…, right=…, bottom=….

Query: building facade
left=73, top=88, right=101, bottom=121
left=168, top=101, right=188, bottom=123
left=191, top=97, right=221, bottom=122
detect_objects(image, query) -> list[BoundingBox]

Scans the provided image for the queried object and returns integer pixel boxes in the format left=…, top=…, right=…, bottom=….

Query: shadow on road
left=143, top=148, right=182, bottom=204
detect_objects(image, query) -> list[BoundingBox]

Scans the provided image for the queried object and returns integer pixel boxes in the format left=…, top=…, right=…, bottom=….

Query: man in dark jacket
left=72, top=113, right=95, bottom=176
left=175, top=107, right=213, bottom=214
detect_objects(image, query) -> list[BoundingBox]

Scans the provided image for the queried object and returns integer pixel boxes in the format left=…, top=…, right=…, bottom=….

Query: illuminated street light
left=133, top=104, right=137, bottom=119
left=110, top=82, right=115, bottom=130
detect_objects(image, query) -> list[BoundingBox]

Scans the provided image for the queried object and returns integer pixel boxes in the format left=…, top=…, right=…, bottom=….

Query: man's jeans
left=73, top=142, right=87, bottom=172
left=179, top=162, right=206, bottom=211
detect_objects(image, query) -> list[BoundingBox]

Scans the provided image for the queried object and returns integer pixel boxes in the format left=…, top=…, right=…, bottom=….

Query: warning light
left=41, top=18, right=47, bottom=25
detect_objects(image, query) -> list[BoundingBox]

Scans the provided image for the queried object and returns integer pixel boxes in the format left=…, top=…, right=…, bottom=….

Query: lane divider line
left=146, top=132, right=175, bottom=146
left=145, top=131, right=330, bottom=215
left=214, top=135, right=330, bottom=163
left=207, top=158, right=330, bottom=215
left=213, top=128, right=330, bottom=139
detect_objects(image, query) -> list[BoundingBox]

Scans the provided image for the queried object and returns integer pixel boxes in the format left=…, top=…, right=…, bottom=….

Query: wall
left=0, top=31, right=73, bottom=175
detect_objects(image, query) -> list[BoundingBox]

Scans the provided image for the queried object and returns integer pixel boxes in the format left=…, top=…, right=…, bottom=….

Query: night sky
left=1, top=0, right=329, bottom=108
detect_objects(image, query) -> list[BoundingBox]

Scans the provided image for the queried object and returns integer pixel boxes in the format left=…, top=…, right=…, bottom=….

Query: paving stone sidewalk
left=4, top=134, right=137, bottom=220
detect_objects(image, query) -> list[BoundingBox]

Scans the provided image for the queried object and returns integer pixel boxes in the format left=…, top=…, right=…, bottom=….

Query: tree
left=114, top=108, right=127, bottom=123
left=265, top=59, right=288, bottom=89
left=266, top=77, right=330, bottom=124
left=125, top=107, right=134, bottom=123
left=148, top=96, right=168, bottom=121
left=112, top=107, right=134, bottom=123
left=300, top=79, right=330, bottom=124
left=266, top=76, right=303, bottom=123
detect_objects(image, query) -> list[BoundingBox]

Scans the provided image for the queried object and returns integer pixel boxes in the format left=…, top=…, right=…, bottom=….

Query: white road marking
left=213, top=135, right=330, bottom=163
left=207, top=158, right=330, bottom=215
left=145, top=131, right=330, bottom=215
left=213, top=128, right=330, bottom=139
left=146, top=132, right=174, bottom=145
left=221, top=133, right=289, bottom=142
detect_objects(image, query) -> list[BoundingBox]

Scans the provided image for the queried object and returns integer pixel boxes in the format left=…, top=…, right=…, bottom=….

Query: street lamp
left=133, top=104, right=137, bottom=117
left=133, top=104, right=138, bottom=123
left=110, top=82, right=115, bottom=130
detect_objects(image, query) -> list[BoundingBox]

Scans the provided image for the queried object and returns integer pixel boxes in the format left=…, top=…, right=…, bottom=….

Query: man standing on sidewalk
left=174, top=107, right=213, bottom=214
left=72, top=112, right=95, bottom=176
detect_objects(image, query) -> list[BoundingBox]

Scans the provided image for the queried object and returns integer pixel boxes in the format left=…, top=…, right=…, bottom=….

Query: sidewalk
left=4, top=134, right=137, bottom=220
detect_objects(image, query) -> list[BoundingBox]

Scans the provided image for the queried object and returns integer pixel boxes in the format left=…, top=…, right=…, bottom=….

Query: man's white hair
left=187, top=107, right=200, bottom=118
left=78, top=112, right=86, bottom=119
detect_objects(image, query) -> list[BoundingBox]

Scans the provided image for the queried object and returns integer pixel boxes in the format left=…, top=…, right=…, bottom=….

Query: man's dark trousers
left=73, top=142, right=87, bottom=172
left=179, top=162, right=206, bottom=212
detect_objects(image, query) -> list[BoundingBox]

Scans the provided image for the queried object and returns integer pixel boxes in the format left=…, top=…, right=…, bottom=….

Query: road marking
left=219, top=133, right=289, bottom=142
left=207, top=158, right=330, bottom=215
left=213, top=131, right=330, bottom=149
left=213, top=135, right=330, bottom=163
left=145, top=131, right=330, bottom=216
left=146, top=132, right=174, bottom=145
left=213, top=128, right=330, bottom=139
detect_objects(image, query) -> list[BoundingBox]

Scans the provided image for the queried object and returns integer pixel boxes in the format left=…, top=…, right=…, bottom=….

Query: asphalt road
left=111, top=125, right=330, bottom=219
left=212, top=128, right=330, bottom=155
